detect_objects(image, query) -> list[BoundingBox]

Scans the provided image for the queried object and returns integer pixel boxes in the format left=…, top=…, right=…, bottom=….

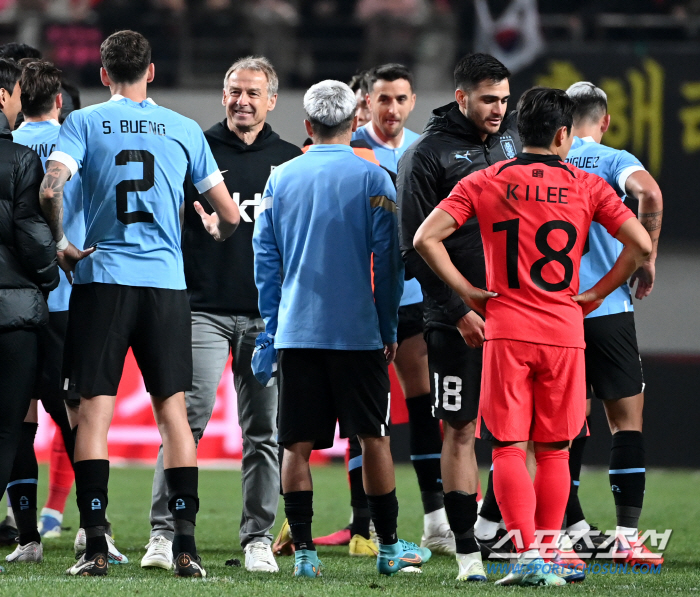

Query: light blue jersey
left=353, top=122, right=422, bottom=307
left=13, top=119, right=84, bottom=311
left=254, top=144, right=404, bottom=350
left=49, top=94, right=222, bottom=289
left=566, top=136, right=645, bottom=317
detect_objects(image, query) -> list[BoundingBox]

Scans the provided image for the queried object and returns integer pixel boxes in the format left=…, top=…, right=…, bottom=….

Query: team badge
left=500, top=137, right=517, bottom=159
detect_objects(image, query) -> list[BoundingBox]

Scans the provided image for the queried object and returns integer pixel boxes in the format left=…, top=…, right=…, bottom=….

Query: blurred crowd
left=0, top=0, right=698, bottom=88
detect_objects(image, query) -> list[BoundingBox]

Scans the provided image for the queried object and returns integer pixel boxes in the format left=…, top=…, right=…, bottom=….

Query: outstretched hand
left=58, top=242, right=95, bottom=284
left=571, top=289, right=604, bottom=316
left=194, top=201, right=224, bottom=242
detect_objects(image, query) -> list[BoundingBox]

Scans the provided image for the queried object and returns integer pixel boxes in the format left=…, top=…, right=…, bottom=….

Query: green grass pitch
left=0, top=464, right=698, bottom=596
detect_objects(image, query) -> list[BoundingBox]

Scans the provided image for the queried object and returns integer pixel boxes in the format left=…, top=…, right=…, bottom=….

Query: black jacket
left=0, top=112, right=59, bottom=331
left=182, top=121, right=302, bottom=314
left=397, top=102, right=521, bottom=328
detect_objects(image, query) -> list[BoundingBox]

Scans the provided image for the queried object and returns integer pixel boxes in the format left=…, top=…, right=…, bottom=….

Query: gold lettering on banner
left=679, top=82, right=700, bottom=152
left=628, top=59, right=663, bottom=177
left=535, top=61, right=584, bottom=91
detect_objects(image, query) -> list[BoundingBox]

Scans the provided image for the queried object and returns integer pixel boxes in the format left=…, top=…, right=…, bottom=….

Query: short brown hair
left=20, top=60, right=62, bottom=117
left=223, top=56, right=278, bottom=97
left=100, top=30, right=151, bottom=84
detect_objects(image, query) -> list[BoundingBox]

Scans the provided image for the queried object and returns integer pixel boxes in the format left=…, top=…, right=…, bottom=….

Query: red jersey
left=437, top=153, right=634, bottom=348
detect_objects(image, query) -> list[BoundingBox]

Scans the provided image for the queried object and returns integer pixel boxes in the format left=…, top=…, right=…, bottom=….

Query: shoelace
left=149, top=537, right=171, bottom=556
left=398, top=539, right=421, bottom=551
left=249, top=543, right=275, bottom=564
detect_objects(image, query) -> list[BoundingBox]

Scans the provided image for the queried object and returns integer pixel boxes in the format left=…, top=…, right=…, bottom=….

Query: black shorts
left=277, top=348, right=391, bottom=450
left=63, top=283, right=192, bottom=398
left=584, top=312, right=644, bottom=401
left=37, top=311, right=81, bottom=408
left=397, top=302, right=424, bottom=346
left=426, top=325, right=482, bottom=422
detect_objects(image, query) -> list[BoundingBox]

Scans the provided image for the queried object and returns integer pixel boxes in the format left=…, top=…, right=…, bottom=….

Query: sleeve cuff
left=617, top=165, right=645, bottom=194
left=194, top=169, right=225, bottom=194
left=436, top=203, right=465, bottom=227
left=48, top=151, right=78, bottom=179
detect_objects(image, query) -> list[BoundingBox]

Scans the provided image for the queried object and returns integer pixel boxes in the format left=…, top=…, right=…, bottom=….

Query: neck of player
left=109, top=82, right=148, bottom=104
left=25, top=109, right=59, bottom=123
left=372, top=119, right=403, bottom=148
left=227, top=119, right=265, bottom=145
left=571, top=125, right=603, bottom=144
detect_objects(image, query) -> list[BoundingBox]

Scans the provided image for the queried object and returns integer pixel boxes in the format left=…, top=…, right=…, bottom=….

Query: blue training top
left=49, top=94, right=222, bottom=290
left=566, top=136, right=645, bottom=317
left=353, top=122, right=422, bottom=307
left=254, top=144, right=404, bottom=349
left=13, top=119, right=84, bottom=311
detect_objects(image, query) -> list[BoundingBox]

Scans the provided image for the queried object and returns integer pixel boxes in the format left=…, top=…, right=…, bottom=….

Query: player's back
left=13, top=120, right=84, bottom=312
left=566, top=137, right=644, bottom=316
left=53, top=95, right=218, bottom=290
left=439, top=154, right=634, bottom=349
left=259, top=144, right=400, bottom=349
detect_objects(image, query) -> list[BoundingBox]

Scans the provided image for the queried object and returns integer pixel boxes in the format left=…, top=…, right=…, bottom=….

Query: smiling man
left=142, top=56, right=301, bottom=574
left=397, top=53, right=521, bottom=582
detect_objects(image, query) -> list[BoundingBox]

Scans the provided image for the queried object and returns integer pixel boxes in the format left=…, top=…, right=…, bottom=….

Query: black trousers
left=0, top=329, right=38, bottom=499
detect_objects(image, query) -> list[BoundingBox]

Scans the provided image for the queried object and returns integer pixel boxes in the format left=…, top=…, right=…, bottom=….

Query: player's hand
left=461, top=288, right=498, bottom=317
left=629, top=260, right=655, bottom=300
left=456, top=310, right=486, bottom=349
left=57, top=242, right=95, bottom=284
left=384, top=342, right=398, bottom=364
left=194, top=201, right=225, bottom=242
left=571, top=289, right=604, bottom=316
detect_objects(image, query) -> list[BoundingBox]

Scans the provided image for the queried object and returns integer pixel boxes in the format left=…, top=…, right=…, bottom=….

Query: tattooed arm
left=625, top=170, right=663, bottom=299
left=39, top=160, right=94, bottom=282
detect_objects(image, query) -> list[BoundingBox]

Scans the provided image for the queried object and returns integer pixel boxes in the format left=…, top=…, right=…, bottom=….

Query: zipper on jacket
left=483, top=141, right=493, bottom=165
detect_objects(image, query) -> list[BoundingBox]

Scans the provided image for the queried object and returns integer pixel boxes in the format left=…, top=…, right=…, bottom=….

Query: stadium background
left=4, top=0, right=698, bottom=469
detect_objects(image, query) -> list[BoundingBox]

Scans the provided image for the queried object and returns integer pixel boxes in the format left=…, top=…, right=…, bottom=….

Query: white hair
left=566, top=81, right=607, bottom=103
left=303, top=80, right=356, bottom=127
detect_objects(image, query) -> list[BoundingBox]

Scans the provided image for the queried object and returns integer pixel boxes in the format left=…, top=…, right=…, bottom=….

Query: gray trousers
left=149, top=311, right=280, bottom=547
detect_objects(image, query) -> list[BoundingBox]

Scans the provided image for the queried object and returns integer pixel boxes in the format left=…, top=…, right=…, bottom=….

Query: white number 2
left=434, top=373, right=462, bottom=412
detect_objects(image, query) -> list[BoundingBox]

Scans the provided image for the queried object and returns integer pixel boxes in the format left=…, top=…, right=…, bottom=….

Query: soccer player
left=0, top=56, right=59, bottom=569
left=349, top=70, right=371, bottom=127
left=413, top=87, right=652, bottom=586
left=143, top=56, right=300, bottom=573
left=397, top=53, right=520, bottom=581
left=4, top=59, right=85, bottom=564
left=563, top=82, right=663, bottom=564
left=253, top=80, right=430, bottom=578
left=38, top=30, right=240, bottom=577
left=353, top=63, right=451, bottom=554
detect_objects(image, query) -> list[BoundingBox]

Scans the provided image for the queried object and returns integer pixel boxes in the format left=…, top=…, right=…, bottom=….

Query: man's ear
left=455, top=88, right=467, bottom=111
left=351, top=113, right=359, bottom=133
left=56, top=92, right=63, bottom=111
left=601, top=113, right=611, bottom=134
left=304, top=119, right=314, bottom=139
left=554, top=125, right=568, bottom=147
left=100, top=67, right=111, bottom=88
left=0, top=87, right=7, bottom=110
left=146, top=63, right=155, bottom=84
left=267, top=93, right=278, bottom=112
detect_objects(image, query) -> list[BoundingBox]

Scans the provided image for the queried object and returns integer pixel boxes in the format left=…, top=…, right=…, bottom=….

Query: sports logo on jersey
left=500, top=136, right=517, bottom=159
left=533, top=169, right=544, bottom=178
left=452, top=150, right=472, bottom=163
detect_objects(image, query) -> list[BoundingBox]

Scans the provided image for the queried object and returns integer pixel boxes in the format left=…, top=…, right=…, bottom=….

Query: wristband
left=56, top=234, right=69, bottom=251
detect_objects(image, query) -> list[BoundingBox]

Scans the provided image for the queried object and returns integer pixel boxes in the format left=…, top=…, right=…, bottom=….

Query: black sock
left=165, top=467, right=199, bottom=557
left=7, top=422, right=40, bottom=545
left=74, top=459, right=109, bottom=557
left=348, top=436, right=370, bottom=537
left=444, top=491, right=479, bottom=554
left=609, top=430, right=645, bottom=529
left=284, top=491, right=314, bottom=551
left=479, top=469, right=502, bottom=523
left=565, top=432, right=588, bottom=527
left=406, top=394, right=444, bottom=514
left=366, top=489, right=398, bottom=546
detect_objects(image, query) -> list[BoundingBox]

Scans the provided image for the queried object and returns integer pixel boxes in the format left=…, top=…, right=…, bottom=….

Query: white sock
left=474, top=515, right=500, bottom=541
left=40, top=507, right=63, bottom=523
left=616, top=526, right=638, bottom=546
left=566, top=519, right=590, bottom=534
left=423, top=507, right=448, bottom=534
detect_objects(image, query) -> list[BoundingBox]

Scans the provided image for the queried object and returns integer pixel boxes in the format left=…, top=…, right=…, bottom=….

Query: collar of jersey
left=16, top=118, right=59, bottom=129
left=365, top=121, right=404, bottom=150
left=305, top=144, right=354, bottom=153
left=579, top=136, right=596, bottom=143
left=518, top=152, right=563, bottom=163
left=110, top=93, right=157, bottom=106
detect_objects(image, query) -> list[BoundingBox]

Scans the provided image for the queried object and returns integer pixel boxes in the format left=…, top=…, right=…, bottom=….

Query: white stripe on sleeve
left=48, top=151, right=79, bottom=179
left=194, top=170, right=225, bottom=194
left=617, top=165, right=645, bottom=195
